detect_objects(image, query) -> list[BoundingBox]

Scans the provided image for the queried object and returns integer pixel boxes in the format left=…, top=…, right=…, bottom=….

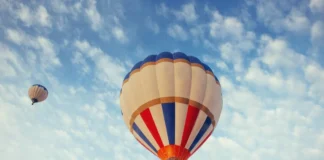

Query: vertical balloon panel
left=140, top=64, right=160, bottom=105
left=155, top=55, right=175, bottom=146
left=203, top=73, right=222, bottom=123
left=174, top=61, right=191, bottom=146
left=128, top=67, right=145, bottom=119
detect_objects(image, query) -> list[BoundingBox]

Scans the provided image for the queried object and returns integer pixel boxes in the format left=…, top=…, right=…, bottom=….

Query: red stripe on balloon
left=140, top=108, right=164, bottom=148
left=180, top=105, right=200, bottom=147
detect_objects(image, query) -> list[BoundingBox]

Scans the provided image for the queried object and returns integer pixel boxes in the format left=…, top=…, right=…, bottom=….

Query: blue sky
left=0, top=0, right=324, bottom=159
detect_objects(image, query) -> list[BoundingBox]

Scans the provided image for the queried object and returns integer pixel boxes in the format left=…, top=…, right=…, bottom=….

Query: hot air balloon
left=28, top=84, right=48, bottom=105
left=119, top=52, right=222, bottom=160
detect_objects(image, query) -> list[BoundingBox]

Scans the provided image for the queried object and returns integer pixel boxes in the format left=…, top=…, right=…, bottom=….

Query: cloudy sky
left=0, top=0, right=324, bottom=159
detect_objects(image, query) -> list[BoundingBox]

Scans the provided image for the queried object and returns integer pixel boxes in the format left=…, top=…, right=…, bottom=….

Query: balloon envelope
left=119, top=52, right=222, bottom=160
left=28, top=84, right=48, bottom=105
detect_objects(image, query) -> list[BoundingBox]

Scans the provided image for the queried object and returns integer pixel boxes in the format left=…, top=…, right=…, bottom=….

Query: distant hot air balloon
left=119, top=52, right=223, bottom=160
left=28, top=84, right=48, bottom=105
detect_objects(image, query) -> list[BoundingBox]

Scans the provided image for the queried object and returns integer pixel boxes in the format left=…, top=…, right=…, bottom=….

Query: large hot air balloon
left=28, top=84, right=48, bottom=105
left=119, top=52, right=222, bottom=160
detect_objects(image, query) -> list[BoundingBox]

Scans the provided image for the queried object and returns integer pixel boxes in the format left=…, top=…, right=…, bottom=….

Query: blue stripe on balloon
left=202, top=63, right=212, bottom=73
left=156, top=51, right=173, bottom=60
left=188, top=56, right=204, bottom=67
left=202, top=63, right=220, bottom=83
left=123, top=72, right=131, bottom=81
left=188, top=116, right=212, bottom=151
left=131, top=61, right=143, bottom=71
left=122, top=52, right=219, bottom=83
left=132, top=123, right=157, bottom=153
left=143, top=55, right=157, bottom=63
left=162, top=102, right=176, bottom=145
left=173, top=52, right=190, bottom=61
left=32, top=84, right=47, bottom=91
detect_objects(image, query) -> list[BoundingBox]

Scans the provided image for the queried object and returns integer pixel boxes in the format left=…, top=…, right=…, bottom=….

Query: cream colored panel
left=189, top=67, right=207, bottom=104
left=175, top=103, right=188, bottom=145
left=174, top=62, right=191, bottom=99
left=203, top=74, right=222, bottom=122
left=139, top=65, right=160, bottom=103
left=150, top=104, right=168, bottom=146
left=155, top=61, right=175, bottom=98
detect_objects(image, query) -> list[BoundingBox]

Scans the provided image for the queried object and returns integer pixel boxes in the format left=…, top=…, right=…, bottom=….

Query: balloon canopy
left=119, top=52, right=223, bottom=160
left=28, top=84, right=48, bottom=105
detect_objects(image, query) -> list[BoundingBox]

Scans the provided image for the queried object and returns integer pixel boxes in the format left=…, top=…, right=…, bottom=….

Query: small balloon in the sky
left=28, top=84, right=48, bottom=105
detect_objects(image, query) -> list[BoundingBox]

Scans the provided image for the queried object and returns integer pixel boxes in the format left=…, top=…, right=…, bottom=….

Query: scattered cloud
left=167, top=24, right=188, bottom=41
left=112, top=26, right=128, bottom=43
left=252, top=0, right=311, bottom=33
left=85, top=0, right=103, bottom=31
left=17, top=4, right=52, bottom=28
left=209, top=11, right=245, bottom=40
left=0, top=1, right=323, bottom=160
left=145, top=17, right=160, bottom=34
left=74, top=40, right=127, bottom=88
left=173, top=3, right=198, bottom=23
left=258, top=35, right=306, bottom=70
left=283, top=8, right=310, bottom=33
left=0, top=43, right=24, bottom=77
left=156, top=3, right=169, bottom=17
left=309, top=0, right=324, bottom=14
left=311, top=21, right=324, bottom=46
left=5, top=28, right=61, bottom=69
left=202, top=55, right=229, bottom=71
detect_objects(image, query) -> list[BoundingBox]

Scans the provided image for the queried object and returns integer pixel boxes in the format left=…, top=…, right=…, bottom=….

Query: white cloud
left=258, top=35, right=306, bottom=70
left=16, top=4, right=52, bottom=28
left=0, top=43, right=24, bottom=77
left=16, top=3, right=33, bottom=26
left=194, top=73, right=324, bottom=160
left=309, top=0, right=324, bottom=14
left=253, top=0, right=310, bottom=33
left=71, top=52, right=91, bottom=74
left=145, top=17, right=160, bottom=34
left=209, top=10, right=246, bottom=40
left=82, top=101, right=109, bottom=120
left=283, top=8, right=310, bottom=32
left=173, top=3, right=198, bottom=23
left=311, top=21, right=324, bottom=46
left=219, top=42, right=244, bottom=73
left=202, top=55, right=229, bottom=71
left=244, top=59, right=307, bottom=97
left=190, top=26, right=204, bottom=38
left=205, top=9, right=257, bottom=73
left=5, top=28, right=61, bottom=69
left=112, top=26, right=128, bottom=43
left=303, top=62, right=324, bottom=103
left=36, top=5, right=52, bottom=27
left=50, top=0, right=82, bottom=20
left=69, top=86, right=86, bottom=95
left=74, top=40, right=127, bottom=88
left=85, top=0, right=103, bottom=31
left=192, top=136, right=251, bottom=159
left=156, top=3, right=169, bottom=17
left=50, top=0, right=68, bottom=13
left=167, top=24, right=188, bottom=41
